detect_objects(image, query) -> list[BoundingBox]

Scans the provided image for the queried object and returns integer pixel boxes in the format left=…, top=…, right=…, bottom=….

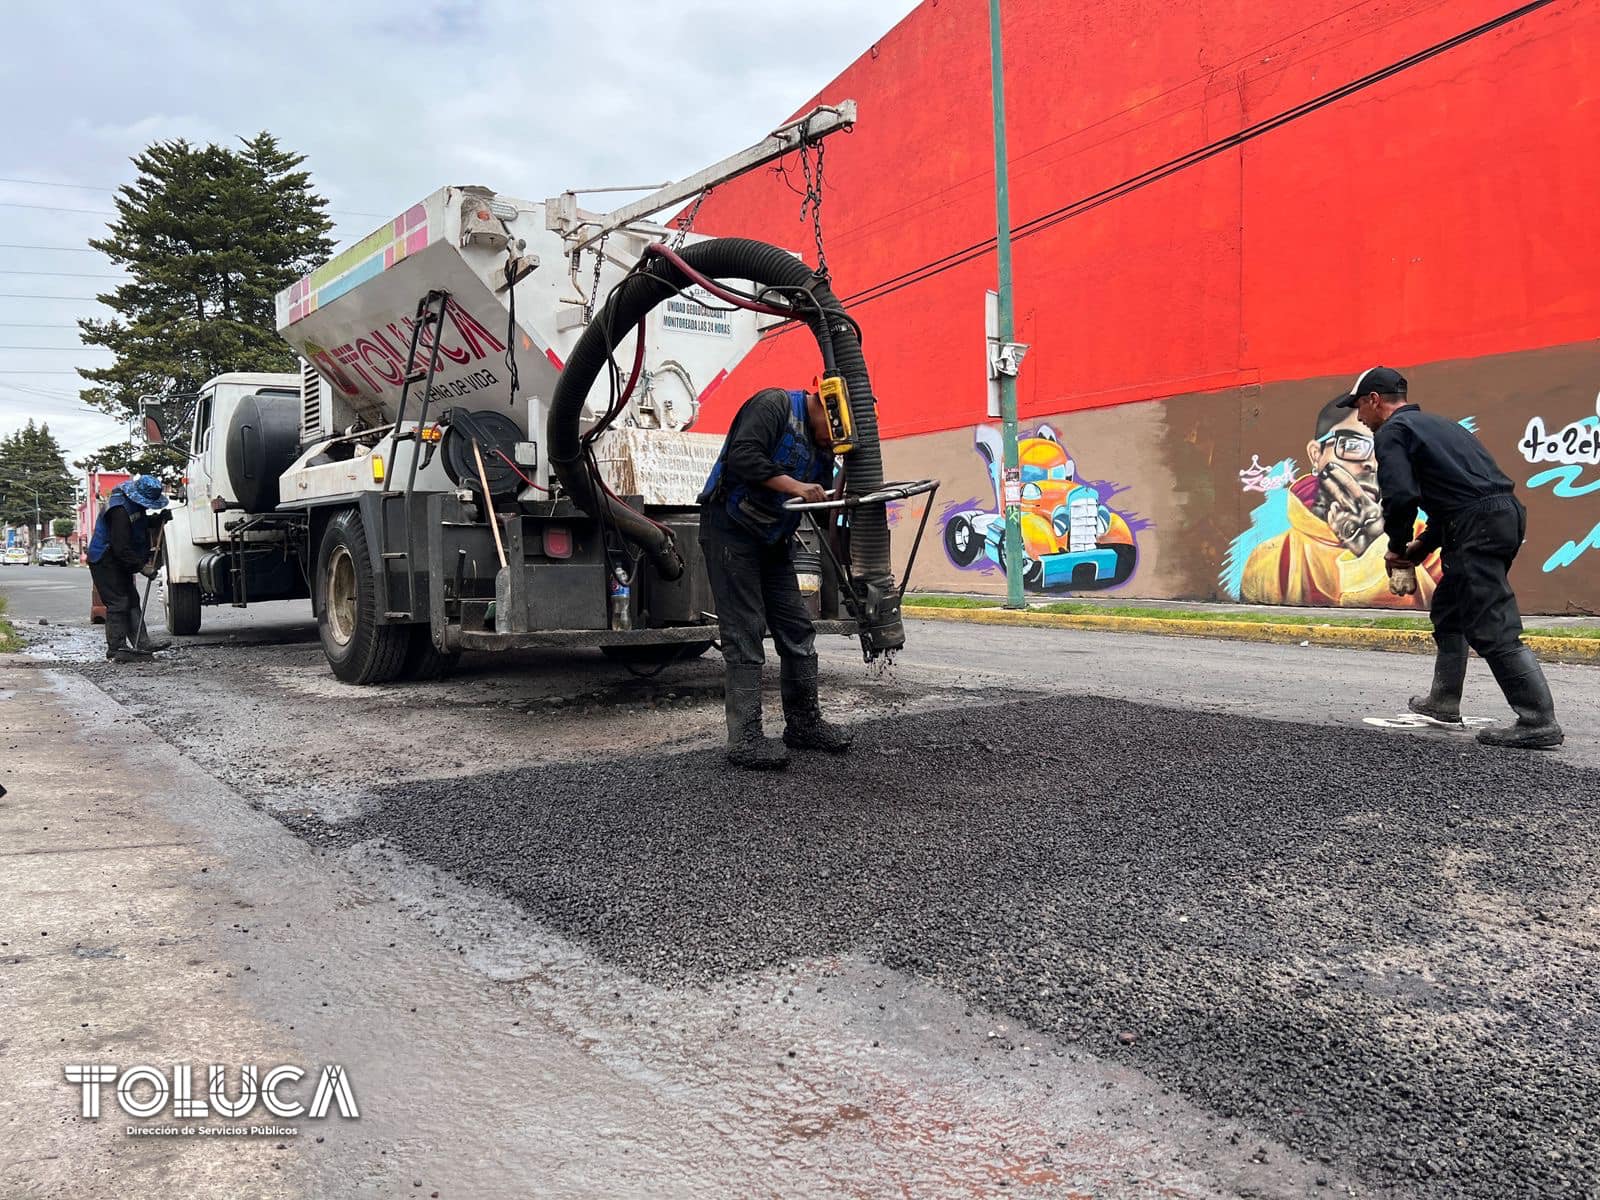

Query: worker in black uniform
left=1341, top=367, right=1562, bottom=749
left=85, top=474, right=171, bottom=663
left=698, top=386, right=853, bottom=770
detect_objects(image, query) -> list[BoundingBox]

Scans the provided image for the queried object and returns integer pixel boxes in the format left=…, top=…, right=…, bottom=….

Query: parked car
left=37, top=542, right=69, bottom=565
left=2, top=546, right=30, bottom=566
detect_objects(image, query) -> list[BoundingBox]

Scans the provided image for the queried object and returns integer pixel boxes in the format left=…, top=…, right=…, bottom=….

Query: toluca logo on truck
left=65, top=1063, right=359, bottom=1121
left=306, top=298, right=507, bottom=399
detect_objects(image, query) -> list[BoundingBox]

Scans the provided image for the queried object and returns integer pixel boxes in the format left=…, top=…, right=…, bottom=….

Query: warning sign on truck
left=661, top=287, right=733, bottom=338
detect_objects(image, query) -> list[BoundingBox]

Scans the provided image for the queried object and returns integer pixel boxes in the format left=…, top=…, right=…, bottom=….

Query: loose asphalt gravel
left=305, top=695, right=1600, bottom=1200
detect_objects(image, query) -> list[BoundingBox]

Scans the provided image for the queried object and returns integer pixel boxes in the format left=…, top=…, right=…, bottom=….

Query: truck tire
left=166, top=581, right=202, bottom=636
left=400, top=627, right=459, bottom=681
left=315, top=510, right=409, bottom=685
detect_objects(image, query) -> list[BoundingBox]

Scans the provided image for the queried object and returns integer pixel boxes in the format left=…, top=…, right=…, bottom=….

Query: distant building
left=78, top=469, right=132, bottom=551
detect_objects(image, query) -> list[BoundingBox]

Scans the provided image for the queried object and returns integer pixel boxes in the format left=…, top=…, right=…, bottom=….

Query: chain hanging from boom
left=582, top=231, right=610, bottom=324
left=798, top=117, right=830, bottom=278
left=670, top=188, right=710, bottom=250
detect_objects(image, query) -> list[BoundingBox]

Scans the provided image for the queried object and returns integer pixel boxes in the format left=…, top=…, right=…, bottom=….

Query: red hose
left=642, top=243, right=796, bottom=318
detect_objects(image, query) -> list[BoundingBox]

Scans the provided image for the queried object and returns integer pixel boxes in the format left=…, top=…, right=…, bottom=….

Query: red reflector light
left=544, top=526, right=572, bottom=559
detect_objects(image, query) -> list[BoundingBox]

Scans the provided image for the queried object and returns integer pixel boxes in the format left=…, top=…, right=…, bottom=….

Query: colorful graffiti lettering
left=1521, top=396, right=1600, bottom=572
left=1220, top=402, right=1459, bottom=608
left=940, top=424, right=1142, bottom=591
left=1239, top=455, right=1296, bottom=493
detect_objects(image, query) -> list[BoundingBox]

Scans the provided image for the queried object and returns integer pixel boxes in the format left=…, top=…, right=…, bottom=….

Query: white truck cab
left=162, top=371, right=300, bottom=633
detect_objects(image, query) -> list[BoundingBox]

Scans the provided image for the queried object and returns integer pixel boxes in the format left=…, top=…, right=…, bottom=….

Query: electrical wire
left=491, top=446, right=549, bottom=493
left=759, top=0, right=1559, bottom=326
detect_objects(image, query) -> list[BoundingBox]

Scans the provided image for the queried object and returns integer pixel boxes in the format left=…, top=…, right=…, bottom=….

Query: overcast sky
left=0, top=0, right=920, bottom=466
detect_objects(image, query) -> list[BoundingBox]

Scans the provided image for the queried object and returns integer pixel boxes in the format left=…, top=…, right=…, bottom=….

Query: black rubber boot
left=1408, top=633, right=1467, bottom=724
left=724, top=664, right=788, bottom=770
left=109, top=646, right=154, bottom=663
left=780, top=656, right=853, bottom=753
left=1477, top=647, right=1563, bottom=750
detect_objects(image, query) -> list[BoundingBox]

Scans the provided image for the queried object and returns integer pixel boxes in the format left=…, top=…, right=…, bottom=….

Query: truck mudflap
left=450, top=619, right=857, bottom=653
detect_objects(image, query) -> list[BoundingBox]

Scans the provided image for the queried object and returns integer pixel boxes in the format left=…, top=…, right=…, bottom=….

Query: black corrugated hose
left=546, top=238, right=891, bottom=586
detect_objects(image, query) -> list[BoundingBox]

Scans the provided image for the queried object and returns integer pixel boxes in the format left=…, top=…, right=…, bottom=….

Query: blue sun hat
left=123, top=474, right=169, bottom=511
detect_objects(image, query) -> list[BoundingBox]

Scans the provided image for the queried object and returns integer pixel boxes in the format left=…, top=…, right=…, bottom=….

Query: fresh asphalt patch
left=305, top=694, right=1600, bottom=1199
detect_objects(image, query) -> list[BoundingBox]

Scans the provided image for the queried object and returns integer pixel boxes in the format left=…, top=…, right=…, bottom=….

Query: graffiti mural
left=1520, top=393, right=1600, bottom=574
left=940, top=424, right=1142, bottom=591
left=1222, top=396, right=1446, bottom=608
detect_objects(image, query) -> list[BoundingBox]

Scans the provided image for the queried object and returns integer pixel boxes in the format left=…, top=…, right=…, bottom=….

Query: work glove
left=139, top=562, right=159, bottom=580
left=1387, top=562, right=1418, bottom=597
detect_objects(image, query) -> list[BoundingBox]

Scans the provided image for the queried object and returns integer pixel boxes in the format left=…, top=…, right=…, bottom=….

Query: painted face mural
left=1221, top=409, right=1473, bottom=609
left=941, top=424, right=1140, bottom=591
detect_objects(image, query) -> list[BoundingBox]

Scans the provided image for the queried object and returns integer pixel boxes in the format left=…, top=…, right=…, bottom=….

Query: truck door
left=186, top=386, right=218, bottom=543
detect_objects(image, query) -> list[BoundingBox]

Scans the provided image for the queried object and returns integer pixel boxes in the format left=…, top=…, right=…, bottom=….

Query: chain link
left=583, top=231, right=609, bottom=324
left=798, top=120, right=829, bottom=277
left=670, top=189, right=709, bottom=250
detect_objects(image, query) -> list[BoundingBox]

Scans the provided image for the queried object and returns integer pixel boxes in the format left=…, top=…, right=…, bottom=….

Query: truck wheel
left=166, top=581, right=202, bottom=636
left=400, top=626, right=460, bottom=681
left=316, top=511, right=409, bottom=684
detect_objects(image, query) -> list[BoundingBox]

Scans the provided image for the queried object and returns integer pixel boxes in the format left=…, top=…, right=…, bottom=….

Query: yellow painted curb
left=904, top=605, right=1600, bottom=664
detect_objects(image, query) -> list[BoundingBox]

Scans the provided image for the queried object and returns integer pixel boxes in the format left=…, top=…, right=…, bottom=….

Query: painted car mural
left=942, top=425, right=1138, bottom=591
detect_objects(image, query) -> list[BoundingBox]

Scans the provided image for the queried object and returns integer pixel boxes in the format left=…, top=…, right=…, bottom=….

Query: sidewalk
left=903, top=592, right=1600, bottom=663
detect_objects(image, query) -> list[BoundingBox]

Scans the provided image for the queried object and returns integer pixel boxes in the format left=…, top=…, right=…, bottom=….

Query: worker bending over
left=86, top=474, right=170, bottom=663
left=698, top=387, right=853, bottom=769
left=1344, top=367, right=1561, bottom=749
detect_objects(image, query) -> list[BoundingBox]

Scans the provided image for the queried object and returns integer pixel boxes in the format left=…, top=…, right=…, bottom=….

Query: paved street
left=3, top=564, right=1598, bottom=1198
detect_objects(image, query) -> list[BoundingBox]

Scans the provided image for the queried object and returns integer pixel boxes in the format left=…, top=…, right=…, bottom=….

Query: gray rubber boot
left=779, top=656, right=853, bottom=753
left=104, top=608, right=151, bottom=662
left=1409, top=633, right=1467, bottom=723
left=1477, top=647, right=1563, bottom=749
left=724, top=664, right=788, bottom=770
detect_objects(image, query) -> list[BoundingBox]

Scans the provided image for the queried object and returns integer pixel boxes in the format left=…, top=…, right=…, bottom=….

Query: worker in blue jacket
left=86, top=475, right=170, bottom=662
left=698, top=387, right=853, bottom=769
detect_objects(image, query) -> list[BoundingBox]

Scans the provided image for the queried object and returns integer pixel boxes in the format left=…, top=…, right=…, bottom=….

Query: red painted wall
left=693, top=0, right=1600, bottom=436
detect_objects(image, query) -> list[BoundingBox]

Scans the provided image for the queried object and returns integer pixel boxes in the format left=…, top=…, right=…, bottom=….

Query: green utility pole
left=989, top=0, right=1026, bottom=609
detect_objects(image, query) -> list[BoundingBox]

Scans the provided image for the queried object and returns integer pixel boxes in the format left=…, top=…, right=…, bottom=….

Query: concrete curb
left=905, top=605, right=1600, bottom=664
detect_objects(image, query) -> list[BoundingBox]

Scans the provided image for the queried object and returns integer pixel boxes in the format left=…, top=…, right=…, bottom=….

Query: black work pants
left=699, top=506, right=816, bottom=669
left=1431, top=494, right=1527, bottom=661
left=89, top=560, right=138, bottom=653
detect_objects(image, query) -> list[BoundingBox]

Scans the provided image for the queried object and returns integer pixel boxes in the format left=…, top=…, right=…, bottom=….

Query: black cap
left=1336, top=366, right=1407, bottom=408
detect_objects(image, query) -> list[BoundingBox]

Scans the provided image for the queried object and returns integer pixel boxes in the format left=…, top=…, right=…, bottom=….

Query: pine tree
left=0, top=421, right=77, bottom=535
left=77, top=133, right=332, bottom=471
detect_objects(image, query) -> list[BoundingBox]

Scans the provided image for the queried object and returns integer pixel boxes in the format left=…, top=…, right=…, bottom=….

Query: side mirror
left=142, top=415, right=164, bottom=445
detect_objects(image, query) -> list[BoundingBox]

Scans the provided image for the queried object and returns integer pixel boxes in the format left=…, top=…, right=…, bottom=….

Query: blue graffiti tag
left=1219, top=460, right=1297, bottom=598
left=1543, top=521, right=1600, bottom=573
left=1526, top=465, right=1600, bottom=499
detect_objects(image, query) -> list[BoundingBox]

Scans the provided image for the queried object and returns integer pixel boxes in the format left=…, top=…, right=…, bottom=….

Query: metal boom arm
left=547, top=102, right=857, bottom=252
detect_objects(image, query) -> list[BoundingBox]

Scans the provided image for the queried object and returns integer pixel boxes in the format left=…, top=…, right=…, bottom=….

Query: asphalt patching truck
left=157, top=106, right=934, bottom=683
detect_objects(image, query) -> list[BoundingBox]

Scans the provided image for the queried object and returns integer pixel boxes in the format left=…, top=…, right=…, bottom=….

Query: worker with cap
left=698, top=386, right=853, bottom=770
left=1343, top=367, right=1561, bottom=749
left=86, top=474, right=171, bottom=663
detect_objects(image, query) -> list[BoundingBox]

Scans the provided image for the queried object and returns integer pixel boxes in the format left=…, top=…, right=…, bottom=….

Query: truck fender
left=160, top=504, right=207, bottom=584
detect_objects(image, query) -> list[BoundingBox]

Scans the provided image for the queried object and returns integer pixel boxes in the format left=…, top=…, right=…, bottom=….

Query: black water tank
left=225, top=391, right=302, bottom=512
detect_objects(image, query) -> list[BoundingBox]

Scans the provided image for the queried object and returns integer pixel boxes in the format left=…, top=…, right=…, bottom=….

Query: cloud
left=0, top=0, right=920, bottom=464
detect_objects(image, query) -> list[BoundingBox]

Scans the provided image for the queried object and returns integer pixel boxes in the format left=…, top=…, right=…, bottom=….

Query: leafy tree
left=51, top=518, right=74, bottom=538
left=78, top=133, right=332, bottom=473
left=0, top=421, right=76, bottom=534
